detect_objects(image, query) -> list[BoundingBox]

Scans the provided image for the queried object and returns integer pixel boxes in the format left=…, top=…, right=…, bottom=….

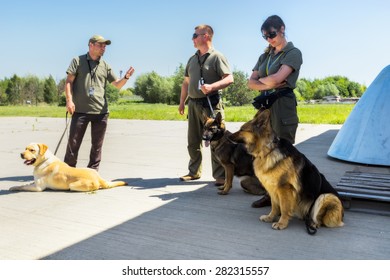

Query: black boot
left=251, top=193, right=271, bottom=208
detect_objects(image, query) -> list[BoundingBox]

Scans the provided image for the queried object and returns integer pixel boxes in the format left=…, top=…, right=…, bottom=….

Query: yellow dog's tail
left=101, top=180, right=128, bottom=189
left=108, top=180, right=128, bottom=188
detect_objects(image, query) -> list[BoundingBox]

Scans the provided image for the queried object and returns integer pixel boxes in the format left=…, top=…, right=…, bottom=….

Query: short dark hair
left=261, top=15, right=285, bottom=33
left=195, top=24, right=214, bottom=39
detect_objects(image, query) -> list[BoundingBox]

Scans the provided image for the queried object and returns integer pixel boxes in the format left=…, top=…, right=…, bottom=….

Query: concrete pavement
left=0, top=117, right=389, bottom=260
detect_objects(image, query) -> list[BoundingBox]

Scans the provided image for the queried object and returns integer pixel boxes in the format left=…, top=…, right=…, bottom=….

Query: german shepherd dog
left=230, top=109, right=344, bottom=234
left=203, top=112, right=265, bottom=196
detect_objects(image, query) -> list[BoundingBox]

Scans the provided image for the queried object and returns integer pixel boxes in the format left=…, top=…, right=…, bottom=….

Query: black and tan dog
left=230, top=109, right=344, bottom=233
left=203, top=112, right=265, bottom=196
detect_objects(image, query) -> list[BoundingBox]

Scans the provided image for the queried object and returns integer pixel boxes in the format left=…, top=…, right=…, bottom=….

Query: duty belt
left=261, top=88, right=292, bottom=95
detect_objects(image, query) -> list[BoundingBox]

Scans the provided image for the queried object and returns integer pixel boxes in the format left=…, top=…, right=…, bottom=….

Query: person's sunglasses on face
left=262, top=31, right=278, bottom=40
left=192, top=33, right=206, bottom=39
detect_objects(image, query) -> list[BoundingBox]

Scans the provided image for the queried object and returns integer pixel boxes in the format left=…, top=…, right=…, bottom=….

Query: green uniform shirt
left=66, top=53, right=117, bottom=114
left=252, top=42, right=302, bottom=88
left=185, top=48, right=232, bottom=98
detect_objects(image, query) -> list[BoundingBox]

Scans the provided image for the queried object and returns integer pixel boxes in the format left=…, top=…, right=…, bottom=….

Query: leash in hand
left=54, top=111, right=70, bottom=156
left=206, top=95, right=216, bottom=119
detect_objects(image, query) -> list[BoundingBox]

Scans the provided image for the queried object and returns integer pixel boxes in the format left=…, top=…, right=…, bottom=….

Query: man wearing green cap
left=64, top=35, right=135, bottom=170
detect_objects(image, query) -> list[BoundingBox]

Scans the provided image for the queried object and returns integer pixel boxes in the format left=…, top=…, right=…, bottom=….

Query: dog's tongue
left=24, top=159, right=34, bottom=165
left=204, top=140, right=210, bottom=147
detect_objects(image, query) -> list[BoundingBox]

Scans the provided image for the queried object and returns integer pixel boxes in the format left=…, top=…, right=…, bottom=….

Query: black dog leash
left=304, top=171, right=324, bottom=235
left=197, top=52, right=216, bottom=119
left=206, top=95, right=216, bottom=118
left=305, top=201, right=318, bottom=235
left=54, top=111, right=70, bottom=156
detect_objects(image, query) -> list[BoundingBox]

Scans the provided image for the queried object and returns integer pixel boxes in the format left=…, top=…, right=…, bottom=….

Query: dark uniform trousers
left=186, top=97, right=225, bottom=179
left=64, top=112, right=109, bottom=171
left=270, top=95, right=298, bottom=144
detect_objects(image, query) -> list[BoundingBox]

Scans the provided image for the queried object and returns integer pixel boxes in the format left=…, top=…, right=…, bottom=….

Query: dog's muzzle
left=202, top=134, right=212, bottom=141
left=202, top=132, right=213, bottom=148
left=202, top=131, right=213, bottom=148
left=21, top=153, right=36, bottom=165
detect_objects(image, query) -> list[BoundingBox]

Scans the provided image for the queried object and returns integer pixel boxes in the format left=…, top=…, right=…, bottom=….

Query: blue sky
left=1, top=0, right=389, bottom=87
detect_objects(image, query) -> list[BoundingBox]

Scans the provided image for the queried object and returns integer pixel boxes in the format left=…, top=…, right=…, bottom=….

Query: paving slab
left=0, top=117, right=389, bottom=260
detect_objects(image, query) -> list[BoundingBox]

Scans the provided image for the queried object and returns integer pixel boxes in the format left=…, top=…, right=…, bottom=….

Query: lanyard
left=197, top=52, right=210, bottom=82
left=196, top=52, right=216, bottom=118
left=266, top=51, right=284, bottom=76
left=86, top=54, right=99, bottom=85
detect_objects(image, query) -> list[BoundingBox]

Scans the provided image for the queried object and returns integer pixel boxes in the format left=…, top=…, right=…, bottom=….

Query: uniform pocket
left=281, top=115, right=299, bottom=126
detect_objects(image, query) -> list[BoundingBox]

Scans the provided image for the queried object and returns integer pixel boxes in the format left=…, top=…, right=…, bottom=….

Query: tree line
left=0, top=64, right=366, bottom=106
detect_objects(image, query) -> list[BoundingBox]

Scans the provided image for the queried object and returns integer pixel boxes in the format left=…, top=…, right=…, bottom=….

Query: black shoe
left=251, top=194, right=271, bottom=208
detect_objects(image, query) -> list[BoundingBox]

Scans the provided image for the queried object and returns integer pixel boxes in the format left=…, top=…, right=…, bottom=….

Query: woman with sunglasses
left=248, top=15, right=303, bottom=208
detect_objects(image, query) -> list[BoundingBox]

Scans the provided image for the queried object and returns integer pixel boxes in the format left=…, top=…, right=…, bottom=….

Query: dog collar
left=34, top=153, right=58, bottom=170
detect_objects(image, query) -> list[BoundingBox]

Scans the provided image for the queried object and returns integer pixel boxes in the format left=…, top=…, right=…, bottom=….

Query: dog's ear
left=252, top=109, right=270, bottom=129
left=215, top=112, right=222, bottom=123
left=38, top=144, right=48, bottom=156
left=253, top=108, right=268, bottom=119
left=202, top=110, right=210, bottom=123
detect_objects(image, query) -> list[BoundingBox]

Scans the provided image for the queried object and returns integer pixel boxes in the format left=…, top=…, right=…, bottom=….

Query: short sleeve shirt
left=185, top=48, right=232, bottom=98
left=252, top=42, right=302, bottom=88
left=66, top=53, right=117, bottom=114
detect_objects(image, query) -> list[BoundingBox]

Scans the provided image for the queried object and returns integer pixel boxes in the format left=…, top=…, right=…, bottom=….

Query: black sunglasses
left=262, top=31, right=278, bottom=40
left=192, top=33, right=205, bottom=39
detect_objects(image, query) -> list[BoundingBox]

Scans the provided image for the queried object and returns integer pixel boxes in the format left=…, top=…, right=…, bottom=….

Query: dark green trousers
left=186, top=98, right=225, bottom=179
left=270, top=95, right=299, bottom=144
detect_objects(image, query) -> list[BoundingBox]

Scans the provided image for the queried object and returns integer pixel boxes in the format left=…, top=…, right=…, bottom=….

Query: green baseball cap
left=89, top=35, right=111, bottom=45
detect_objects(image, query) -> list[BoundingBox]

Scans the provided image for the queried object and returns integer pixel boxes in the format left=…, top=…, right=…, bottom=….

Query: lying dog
left=9, top=143, right=127, bottom=192
left=230, top=109, right=344, bottom=233
left=203, top=112, right=265, bottom=195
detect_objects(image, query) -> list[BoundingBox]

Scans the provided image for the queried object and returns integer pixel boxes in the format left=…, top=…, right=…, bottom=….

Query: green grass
left=0, top=103, right=355, bottom=124
left=297, top=103, right=355, bottom=124
left=0, top=105, right=66, bottom=118
left=110, top=103, right=183, bottom=120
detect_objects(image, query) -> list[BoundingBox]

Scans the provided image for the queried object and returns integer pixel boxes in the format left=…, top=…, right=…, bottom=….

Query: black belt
left=188, top=92, right=219, bottom=102
left=252, top=88, right=294, bottom=109
left=188, top=97, right=205, bottom=103
left=261, top=88, right=293, bottom=96
left=188, top=93, right=221, bottom=109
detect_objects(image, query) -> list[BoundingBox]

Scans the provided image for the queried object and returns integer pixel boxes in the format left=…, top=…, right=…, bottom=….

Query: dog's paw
left=218, top=184, right=231, bottom=194
left=260, top=215, right=274, bottom=223
left=271, top=222, right=288, bottom=230
left=310, top=221, right=320, bottom=229
left=9, top=186, right=21, bottom=191
left=218, top=190, right=229, bottom=195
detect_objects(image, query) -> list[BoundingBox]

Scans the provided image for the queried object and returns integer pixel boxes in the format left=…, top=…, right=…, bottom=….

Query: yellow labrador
left=10, top=143, right=127, bottom=192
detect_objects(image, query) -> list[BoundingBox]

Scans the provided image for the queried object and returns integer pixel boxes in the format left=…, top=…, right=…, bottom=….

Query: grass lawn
left=0, top=103, right=355, bottom=124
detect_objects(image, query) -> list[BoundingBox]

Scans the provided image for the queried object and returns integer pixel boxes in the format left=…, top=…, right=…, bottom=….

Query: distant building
left=323, top=95, right=340, bottom=102
left=340, top=97, right=360, bottom=103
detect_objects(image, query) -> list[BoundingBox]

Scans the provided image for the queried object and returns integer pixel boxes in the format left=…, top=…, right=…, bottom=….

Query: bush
left=134, top=71, right=173, bottom=104
left=223, top=70, right=257, bottom=106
